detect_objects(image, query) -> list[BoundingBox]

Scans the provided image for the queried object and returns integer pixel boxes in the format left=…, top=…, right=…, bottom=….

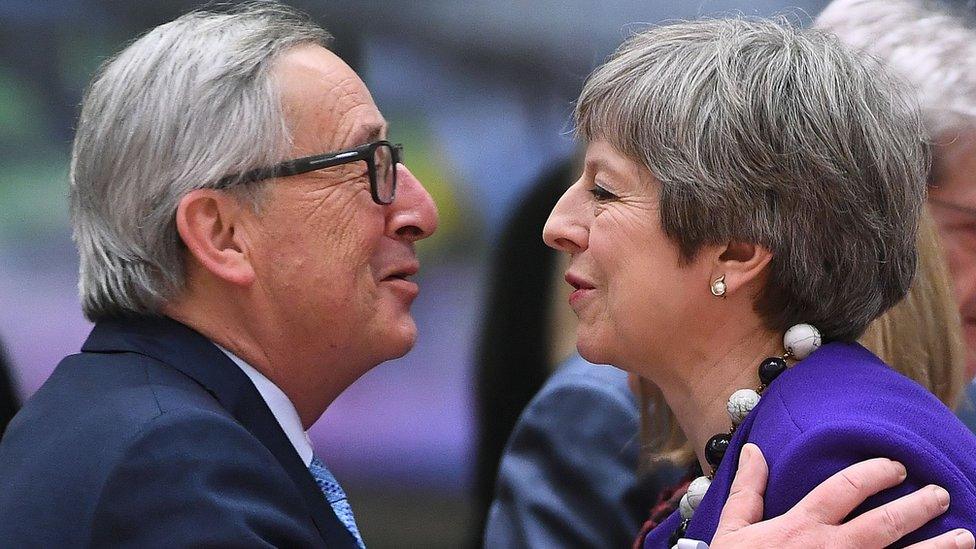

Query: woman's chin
left=575, top=337, right=614, bottom=367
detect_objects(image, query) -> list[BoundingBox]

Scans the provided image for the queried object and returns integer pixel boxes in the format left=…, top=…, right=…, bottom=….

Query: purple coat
left=644, top=342, right=976, bottom=548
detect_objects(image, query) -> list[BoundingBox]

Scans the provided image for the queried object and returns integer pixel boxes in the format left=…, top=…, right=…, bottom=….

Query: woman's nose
left=543, top=185, right=588, bottom=254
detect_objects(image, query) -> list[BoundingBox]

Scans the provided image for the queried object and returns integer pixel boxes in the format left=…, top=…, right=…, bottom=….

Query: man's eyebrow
left=347, top=123, right=386, bottom=148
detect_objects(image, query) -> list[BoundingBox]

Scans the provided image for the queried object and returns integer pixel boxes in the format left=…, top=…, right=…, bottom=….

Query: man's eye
left=589, top=185, right=617, bottom=201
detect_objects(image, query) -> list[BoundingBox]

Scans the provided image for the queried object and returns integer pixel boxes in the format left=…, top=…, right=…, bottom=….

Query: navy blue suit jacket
left=0, top=316, right=359, bottom=548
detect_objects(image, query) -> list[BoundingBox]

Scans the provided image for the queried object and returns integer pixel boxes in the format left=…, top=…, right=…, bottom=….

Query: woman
left=542, top=17, right=976, bottom=546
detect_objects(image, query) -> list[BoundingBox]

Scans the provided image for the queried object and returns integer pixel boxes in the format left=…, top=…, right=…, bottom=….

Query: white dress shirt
left=216, top=344, right=314, bottom=467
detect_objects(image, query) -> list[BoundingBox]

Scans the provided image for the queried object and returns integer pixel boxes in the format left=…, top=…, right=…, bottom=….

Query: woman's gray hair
left=69, top=2, right=331, bottom=321
left=576, top=17, right=928, bottom=342
left=816, top=0, right=976, bottom=138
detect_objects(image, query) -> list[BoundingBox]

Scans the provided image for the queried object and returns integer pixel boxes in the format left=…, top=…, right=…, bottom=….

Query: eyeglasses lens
left=373, top=144, right=395, bottom=203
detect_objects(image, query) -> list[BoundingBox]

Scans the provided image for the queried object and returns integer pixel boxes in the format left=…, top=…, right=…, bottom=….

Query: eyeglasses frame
left=213, top=140, right=403, bottom=205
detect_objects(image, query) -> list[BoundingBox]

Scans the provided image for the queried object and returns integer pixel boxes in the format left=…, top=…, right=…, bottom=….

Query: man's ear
left=175, top=189, right=255, bottom=287
left=712, top=241, right=773, bottom=296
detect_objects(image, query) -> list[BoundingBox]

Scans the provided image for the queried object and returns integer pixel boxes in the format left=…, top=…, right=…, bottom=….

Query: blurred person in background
left=816, top=0, right=976, bottom=428
left=543, top=17, right=976, bottom=547
left=474, top=162, right=576, bottom=533
left=0, top=339, right=19, bottom=436
left=858, top=212, right=968, bottom=406
left=0, top=3, right=438, bottom=546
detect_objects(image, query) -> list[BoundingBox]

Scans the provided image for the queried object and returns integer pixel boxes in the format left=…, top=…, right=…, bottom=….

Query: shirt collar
left=215, top=344, right=314, bottom=466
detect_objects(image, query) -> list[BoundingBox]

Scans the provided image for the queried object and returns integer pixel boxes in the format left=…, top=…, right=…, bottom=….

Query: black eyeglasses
left=213, top=140, right=403, bottom=205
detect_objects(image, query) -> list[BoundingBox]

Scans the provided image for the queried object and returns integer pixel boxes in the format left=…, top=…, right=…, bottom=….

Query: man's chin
left=377, top=321, right=418, bottom=362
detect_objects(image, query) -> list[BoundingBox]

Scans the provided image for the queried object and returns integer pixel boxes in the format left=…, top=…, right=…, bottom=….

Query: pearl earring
left=710, top=275, right=727, bottom=297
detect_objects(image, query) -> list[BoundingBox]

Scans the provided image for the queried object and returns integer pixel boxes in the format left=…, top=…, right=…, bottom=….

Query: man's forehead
left=275, top=44, right=386, bottom=152
left=931, top=125, right=976, bottom=204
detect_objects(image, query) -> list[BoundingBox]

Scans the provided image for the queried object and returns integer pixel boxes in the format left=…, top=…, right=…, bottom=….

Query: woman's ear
left=174, top=189, right=255, bottom=287
left=712, top=241, right=773, bottom=295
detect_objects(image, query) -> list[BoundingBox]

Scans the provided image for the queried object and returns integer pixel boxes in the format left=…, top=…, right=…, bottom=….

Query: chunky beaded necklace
left=667, top=323, right=822, bottom=547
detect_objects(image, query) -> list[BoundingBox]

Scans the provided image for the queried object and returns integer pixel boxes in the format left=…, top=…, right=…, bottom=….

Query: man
left=0, top=4, right=435, bottom=547
left=0, top=3, right=966, bottom=548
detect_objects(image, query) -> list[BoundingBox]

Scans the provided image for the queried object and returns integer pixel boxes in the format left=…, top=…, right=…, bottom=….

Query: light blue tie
left=308, top=456, right=366, bottom=548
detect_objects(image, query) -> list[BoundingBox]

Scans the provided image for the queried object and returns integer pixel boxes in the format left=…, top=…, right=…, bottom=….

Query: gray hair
left=576, top=17, right=927, bottom=342
left=70, top=2, right=331, bottom=321
left=816, top=0, right=976, bottom=138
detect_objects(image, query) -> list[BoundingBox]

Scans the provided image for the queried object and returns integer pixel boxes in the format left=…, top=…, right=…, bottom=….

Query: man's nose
left=388, top=165, right=438, bottom=241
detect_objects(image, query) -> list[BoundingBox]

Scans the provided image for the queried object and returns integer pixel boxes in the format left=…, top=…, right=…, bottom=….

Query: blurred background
left=0, top=1, right=852, bottom=546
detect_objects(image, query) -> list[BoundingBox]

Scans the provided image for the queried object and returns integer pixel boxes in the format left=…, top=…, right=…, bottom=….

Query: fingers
left=843, top=484, right=952, bottom=547
left=904, top=529, right=975, bottom=549
left=791, top=458, right=907, bottom=524
left=714, top=443, right=768, bottom=536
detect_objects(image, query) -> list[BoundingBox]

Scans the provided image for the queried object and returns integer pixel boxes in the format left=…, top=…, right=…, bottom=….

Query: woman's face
left=542, top=140, right=712, bottom=370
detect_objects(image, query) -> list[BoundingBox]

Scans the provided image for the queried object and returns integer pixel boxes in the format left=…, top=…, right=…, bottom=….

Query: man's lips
left=381, top=262, right=419, bottom=282
left=380, top=262, right=421, bottom=300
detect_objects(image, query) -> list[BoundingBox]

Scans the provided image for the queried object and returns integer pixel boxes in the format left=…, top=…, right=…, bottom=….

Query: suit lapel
left=82, top=316, right=358, bottom=548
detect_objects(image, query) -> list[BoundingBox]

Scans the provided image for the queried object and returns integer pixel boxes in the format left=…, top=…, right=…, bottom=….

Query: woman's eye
left=589, top=185, right=617, bottom=201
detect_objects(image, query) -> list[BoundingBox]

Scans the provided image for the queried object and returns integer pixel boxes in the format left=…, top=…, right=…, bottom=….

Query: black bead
left=669, top=519, right=690, bottom=547
left=759, top=356, right=788, bottom=385
left=705, top=433, right=731, bottom=467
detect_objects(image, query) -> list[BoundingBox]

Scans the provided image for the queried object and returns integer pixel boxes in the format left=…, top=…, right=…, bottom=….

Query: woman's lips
left=565, top=272, right=595, bottom=307
left=569, top=287, right=593, bottom=307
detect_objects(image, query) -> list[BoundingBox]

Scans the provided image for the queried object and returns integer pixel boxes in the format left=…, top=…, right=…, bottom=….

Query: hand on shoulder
left=710, top=443, right=975, bottom=549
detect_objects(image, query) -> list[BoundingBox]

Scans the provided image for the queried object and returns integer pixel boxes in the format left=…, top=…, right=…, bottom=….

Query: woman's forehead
left=584, top=141, right=639, bottom=177
left=583, top=140, right=660, bottom=192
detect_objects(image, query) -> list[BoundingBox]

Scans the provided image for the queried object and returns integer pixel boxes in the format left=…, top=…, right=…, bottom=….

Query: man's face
left=243, top=45, right=438, bottom=380
left=929, top=125, right=976, bottom=379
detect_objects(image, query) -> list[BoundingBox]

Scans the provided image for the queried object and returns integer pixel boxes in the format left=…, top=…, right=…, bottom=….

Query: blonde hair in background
left=637, top=207, right=968, bottom=469
left=858, top=208, right=967, bottom=408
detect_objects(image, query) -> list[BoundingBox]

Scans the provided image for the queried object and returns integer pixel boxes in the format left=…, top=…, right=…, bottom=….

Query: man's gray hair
left=816, top=0, right=976, bottom=138
left=576, top=17, right=927, bottom=342
left=70, top=2, right=331, bottom=321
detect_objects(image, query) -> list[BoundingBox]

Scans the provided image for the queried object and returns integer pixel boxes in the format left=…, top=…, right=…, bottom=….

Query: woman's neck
left=651, top=324, right=783, bottom=474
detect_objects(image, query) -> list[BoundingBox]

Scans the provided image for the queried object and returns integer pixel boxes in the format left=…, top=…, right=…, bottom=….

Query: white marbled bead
left=727, top=388, right=761, bottom=425
left=686, top=476, right=711, bottom=509
left=679, top=492, right=695, bottom=519
left=783, top=323, right=822, bottom=360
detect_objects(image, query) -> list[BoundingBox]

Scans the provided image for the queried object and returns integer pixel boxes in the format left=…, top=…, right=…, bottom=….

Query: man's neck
left=162, top=300, right=344, bottom=429
left=217, top=344, right=314, bottom=465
